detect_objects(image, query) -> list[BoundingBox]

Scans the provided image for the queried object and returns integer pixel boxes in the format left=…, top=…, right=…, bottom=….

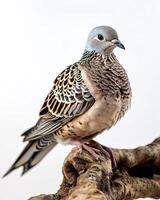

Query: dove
left=4, top=26, right=132, bottom=176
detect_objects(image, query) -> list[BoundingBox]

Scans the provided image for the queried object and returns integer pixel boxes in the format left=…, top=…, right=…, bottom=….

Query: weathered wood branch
left=29, top=137, right=160, bottom=200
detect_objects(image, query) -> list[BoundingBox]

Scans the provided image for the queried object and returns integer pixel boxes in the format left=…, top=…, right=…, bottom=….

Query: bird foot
left=81, top=143, right=100, bottom=160
left=69, top=140, right=117, bottom=170
left=69, top=140, right=100, bottom=159
left=87, top=140, right=117, bottom=170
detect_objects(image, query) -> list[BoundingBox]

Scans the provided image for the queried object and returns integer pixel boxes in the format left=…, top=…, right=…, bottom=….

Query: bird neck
left=82, top=50, right=96, bottom=59
left=82, top=50, right=117, bottom=63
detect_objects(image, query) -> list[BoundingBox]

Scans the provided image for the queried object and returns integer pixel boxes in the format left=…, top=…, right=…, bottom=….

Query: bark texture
left=28, top=137, right=160, bottom=200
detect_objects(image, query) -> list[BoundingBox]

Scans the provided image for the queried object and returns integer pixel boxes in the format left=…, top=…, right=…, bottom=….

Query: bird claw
left=81, top=144, right=100, bottom=160
left=86, top=140, right=117, bottom=170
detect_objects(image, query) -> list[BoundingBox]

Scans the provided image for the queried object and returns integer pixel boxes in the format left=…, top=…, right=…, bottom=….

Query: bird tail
left=3, top=133, right=57, bottom=177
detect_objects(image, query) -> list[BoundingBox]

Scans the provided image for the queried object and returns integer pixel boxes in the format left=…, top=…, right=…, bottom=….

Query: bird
left=4, top=26, right=132, bottom=177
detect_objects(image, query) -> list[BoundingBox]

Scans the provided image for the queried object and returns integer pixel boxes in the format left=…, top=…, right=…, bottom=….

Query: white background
left=0, top=0, right=160, bottom=199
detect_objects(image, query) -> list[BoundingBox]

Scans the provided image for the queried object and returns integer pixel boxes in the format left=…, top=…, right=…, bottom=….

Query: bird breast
left=54, top=67, right=122, bottom=142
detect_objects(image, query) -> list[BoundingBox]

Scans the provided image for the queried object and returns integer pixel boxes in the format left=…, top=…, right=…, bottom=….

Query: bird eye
left=97, top=34, right=104, bottom=40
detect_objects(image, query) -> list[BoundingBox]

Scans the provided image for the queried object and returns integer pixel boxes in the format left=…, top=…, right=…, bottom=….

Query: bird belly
left=54, top=96, right=121, bottom=143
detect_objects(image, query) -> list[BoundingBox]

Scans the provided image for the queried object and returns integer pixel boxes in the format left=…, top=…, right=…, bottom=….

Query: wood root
left=28, top=137, right=160, bottom=200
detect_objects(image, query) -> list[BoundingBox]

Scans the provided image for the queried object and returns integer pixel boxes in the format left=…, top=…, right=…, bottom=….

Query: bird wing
left=23, top=63, right=95, bottom=141
left=40, top=63, right=94, bottom=117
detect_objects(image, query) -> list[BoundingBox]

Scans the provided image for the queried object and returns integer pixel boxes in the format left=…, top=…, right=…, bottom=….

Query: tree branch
left=28, top=137, right=160, bottom=200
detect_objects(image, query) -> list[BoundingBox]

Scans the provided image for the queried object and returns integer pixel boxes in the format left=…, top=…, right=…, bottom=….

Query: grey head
left=85, top=26, right=125, bottom=55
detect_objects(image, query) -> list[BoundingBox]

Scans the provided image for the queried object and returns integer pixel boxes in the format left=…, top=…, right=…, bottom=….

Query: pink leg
left=69, top=140, right=83, bottom=148
left=69, top=140, right=100, bottom=159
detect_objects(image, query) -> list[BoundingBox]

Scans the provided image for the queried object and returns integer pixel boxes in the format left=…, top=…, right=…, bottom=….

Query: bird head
left=85, top=26, right=125, bottom=55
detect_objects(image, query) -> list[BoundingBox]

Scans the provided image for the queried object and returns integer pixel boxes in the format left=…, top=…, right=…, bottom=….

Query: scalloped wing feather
left=40, top=64, right=94, bottom=118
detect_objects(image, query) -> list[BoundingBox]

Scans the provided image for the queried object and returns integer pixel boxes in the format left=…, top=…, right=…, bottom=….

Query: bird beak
left=112, top=39, right=125, bottom=50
